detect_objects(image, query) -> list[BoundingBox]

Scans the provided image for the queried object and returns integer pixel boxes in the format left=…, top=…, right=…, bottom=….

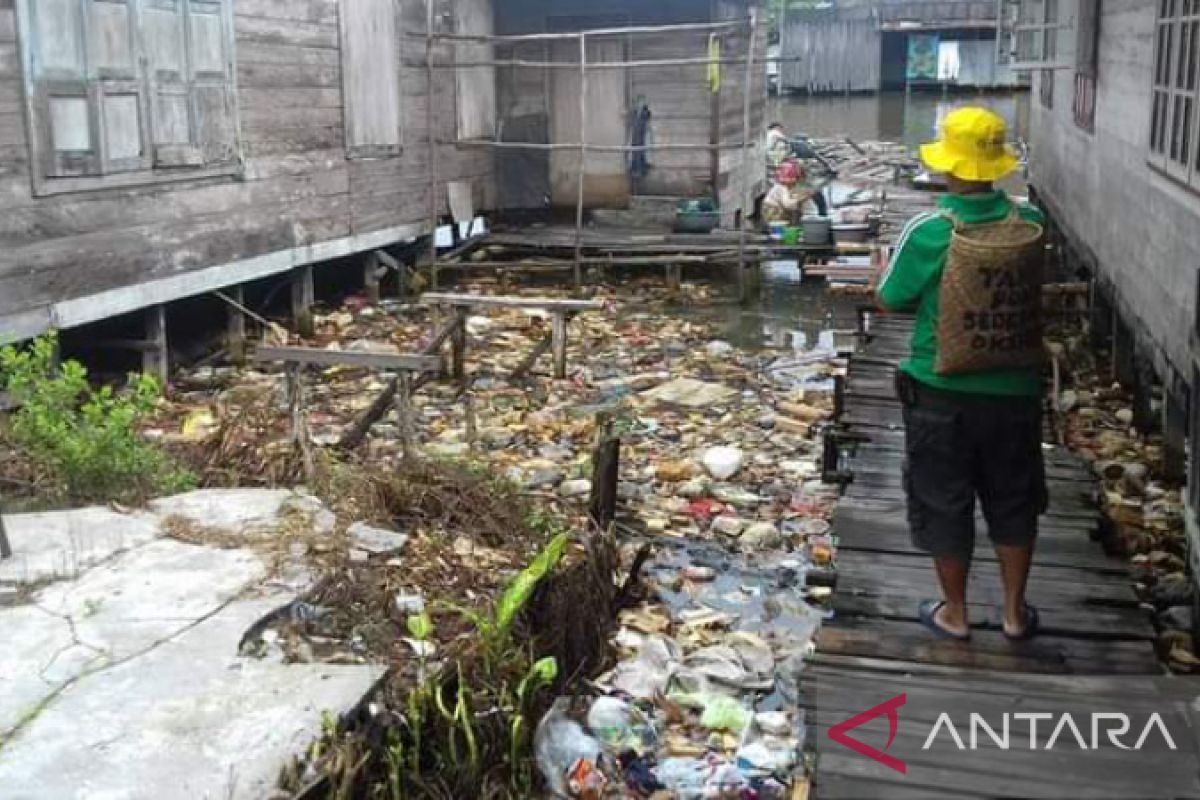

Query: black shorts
left=898, top=371, right=1047, bottom=562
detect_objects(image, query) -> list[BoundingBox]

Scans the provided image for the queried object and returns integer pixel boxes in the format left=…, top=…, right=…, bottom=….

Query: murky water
left=767, top=90, right=1032, bottom=148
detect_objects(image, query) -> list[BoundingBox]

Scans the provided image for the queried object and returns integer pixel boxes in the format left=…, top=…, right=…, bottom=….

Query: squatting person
left=873, top=107, right=1047, bottom=641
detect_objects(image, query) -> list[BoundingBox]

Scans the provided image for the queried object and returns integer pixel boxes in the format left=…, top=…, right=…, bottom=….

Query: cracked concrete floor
left=0, top=489, right=384, bottom=800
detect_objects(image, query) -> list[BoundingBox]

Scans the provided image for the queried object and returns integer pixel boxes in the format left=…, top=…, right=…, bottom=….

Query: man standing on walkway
left=874, top=107, right=1046, bottom=641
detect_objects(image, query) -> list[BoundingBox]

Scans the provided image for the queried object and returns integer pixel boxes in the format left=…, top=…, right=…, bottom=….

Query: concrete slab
left=0, top=489, right=383, bottom=799
left=148, top=488, right=298, bottom=533
left=0, top=596, right=384, bottom=800
left=0, top=507, right=161, bottom=585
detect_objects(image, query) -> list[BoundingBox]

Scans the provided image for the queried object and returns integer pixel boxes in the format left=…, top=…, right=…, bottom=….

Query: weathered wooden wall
left=492, top=0, right=766, bottom=216
left=1030, top=0, right=1199, bottom=391
left=780, top=17, right=880, bottom=93
left=0, top=0, right=494, bottom=343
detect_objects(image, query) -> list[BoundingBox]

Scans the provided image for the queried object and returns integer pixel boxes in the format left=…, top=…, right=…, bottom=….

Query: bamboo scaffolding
left=574, top=33, right=587, bottom=287
left=737, top=8, right=758, bottom=303
left=442, top=140, right=750, bottom=151
left=422, top=13, right=759, bottom=295
left=410, top=20, right=744, bottom=43
left=425, top=0, right=439, bottom=290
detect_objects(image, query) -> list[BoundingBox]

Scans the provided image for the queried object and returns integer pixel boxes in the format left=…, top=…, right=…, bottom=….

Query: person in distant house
left=761, top=160, right=816, bottom=225
left=765, top=121, right=793, bottom=171
left=873, top=107, right=1046, bottom=641
left=765, top=122, right=830, bottom=216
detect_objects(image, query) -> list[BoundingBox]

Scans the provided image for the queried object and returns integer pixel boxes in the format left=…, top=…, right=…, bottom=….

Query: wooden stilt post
left=573, top=32, right=588, bottom=290
left=363, top=252, right=381, bottom=303
left=143, top=304, right=169, bottom=386
left=0, top=505, right=11, bottom=560
left=666, top=264, right=682, bottom=292
left=291, top=265, right=315, bottom=338
left=286, top=362, right=315, bottom=481
left=450, top=308, right=467, bottom=384
left=1163, top=386, right=1187, bottom=484
left=226, top=286, right=247, bottom=364
left=551, top=311, right=568, bottom=379
left=464, top=390, right=478, bottom=449
left=396, top=370, right=414, bottom=461
left=588, top=412, right=619, bottom=531
left=736, top=10, right=758, bottom=304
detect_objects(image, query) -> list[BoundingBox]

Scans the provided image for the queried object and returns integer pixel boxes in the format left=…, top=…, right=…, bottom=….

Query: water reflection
left=767, top=91, right=1031, bottom=148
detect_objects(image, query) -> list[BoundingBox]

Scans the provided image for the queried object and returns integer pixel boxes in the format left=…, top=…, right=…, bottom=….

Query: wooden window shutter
left=146, top=0, right=236, bottom=168
left=340, top=0, right=402, bottom=157
left=187, top=0, right=237, bottom=165
left=145, top=0, right=200, bottom=166
left=89, top=0, right=150, bottom=172
left=33, top=0, right=101, bottom=176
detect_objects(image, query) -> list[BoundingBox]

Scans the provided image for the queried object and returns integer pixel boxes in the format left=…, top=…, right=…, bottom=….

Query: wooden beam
left=291, top=265, right=315, bottom=338
left=251, top=346, right=442, bottom=373
left=143, top=304, right=168, bottom=386
left=736, top=8, right=757, bottom=304
left=419, top=292, right=604, bottom=311
left=395, top=370, right=414, bottom=460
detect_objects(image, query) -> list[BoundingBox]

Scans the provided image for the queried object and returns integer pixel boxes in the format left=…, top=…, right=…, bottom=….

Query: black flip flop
left=1003, top=603, right=1039, bottom=641
left=918, top=599, right=970, bottom=641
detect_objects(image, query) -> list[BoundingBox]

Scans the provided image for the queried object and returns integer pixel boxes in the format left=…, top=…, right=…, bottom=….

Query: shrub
left=0, top=332, right=194, bottom=503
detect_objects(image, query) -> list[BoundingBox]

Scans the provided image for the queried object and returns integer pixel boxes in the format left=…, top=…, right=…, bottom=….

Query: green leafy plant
left=381, top=534, right=571, bottom=796
left=0, top=332, right=194, bottom=503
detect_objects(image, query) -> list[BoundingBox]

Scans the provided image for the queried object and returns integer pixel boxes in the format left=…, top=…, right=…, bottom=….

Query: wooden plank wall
left=0, top=0, right=493, bottom=341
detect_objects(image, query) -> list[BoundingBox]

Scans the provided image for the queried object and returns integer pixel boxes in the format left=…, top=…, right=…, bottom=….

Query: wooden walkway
left=806, top=313, right=1182, bottom=798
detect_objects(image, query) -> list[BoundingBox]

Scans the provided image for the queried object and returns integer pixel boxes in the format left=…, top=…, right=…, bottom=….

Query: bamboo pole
left=573, top=32, right=587, bottom=289
left=737, top=9, right=758, bottom=303
left=441, top=139, right=750, bottom=151
left=409, top=20, right=744, bottom=44
left=425, top=0, right=439, bottom=290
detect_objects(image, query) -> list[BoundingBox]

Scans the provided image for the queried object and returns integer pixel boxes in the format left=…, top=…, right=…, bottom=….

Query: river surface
left=767, top=90, right=1032, bottom=148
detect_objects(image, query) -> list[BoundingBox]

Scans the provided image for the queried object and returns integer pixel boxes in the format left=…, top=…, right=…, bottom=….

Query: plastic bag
left=535, top=699, right=603, bottom=798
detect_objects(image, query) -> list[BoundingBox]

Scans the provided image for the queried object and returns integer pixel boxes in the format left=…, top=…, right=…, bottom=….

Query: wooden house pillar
left=143, top=304, right=169, bottom=386
left=291, top=265, right=315, bottom=338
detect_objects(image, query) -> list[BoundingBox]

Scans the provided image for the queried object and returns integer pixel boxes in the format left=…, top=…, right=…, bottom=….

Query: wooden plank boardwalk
left=806, top=313, right=1188, bottom=798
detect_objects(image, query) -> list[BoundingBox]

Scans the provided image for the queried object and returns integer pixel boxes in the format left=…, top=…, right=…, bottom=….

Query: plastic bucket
left=768, top=221, right=787, bottom=241
left=801, top=216, right=831, bottom=246
left=781, top=226, right=801, bottom=245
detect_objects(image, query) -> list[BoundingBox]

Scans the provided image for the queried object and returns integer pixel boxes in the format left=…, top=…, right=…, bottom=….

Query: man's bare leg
left=995, top=543, right=1035, bottom=635
left=932, top=555, right=970, bottom=636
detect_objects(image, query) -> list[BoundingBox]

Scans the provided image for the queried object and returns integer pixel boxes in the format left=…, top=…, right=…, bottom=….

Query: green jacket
left=876, top=190, right=1045, bottom=397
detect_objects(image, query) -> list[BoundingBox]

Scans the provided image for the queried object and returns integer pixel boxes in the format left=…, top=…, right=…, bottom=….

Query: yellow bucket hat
left=919, top=106, right=1020, bottom=182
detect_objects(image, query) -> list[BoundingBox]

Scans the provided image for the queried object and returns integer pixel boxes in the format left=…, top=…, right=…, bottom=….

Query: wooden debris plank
left=252, top=346, right=442, bottom=373
left=419, top=292, right=604, bottom=311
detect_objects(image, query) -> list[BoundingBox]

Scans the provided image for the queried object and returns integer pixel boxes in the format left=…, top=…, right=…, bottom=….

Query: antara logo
left=827, top=693, right=1178, bottom=775
left=827, top=693, right=907, bottom=774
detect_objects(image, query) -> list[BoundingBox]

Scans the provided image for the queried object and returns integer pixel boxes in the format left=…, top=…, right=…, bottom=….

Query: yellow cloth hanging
left=707, top=34, right=721, bottom=93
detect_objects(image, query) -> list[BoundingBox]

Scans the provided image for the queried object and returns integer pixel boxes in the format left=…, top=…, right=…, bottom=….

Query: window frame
left=16, top=0, right=243, bottom=198
left=1148, top=0, right=1200, bottom=192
